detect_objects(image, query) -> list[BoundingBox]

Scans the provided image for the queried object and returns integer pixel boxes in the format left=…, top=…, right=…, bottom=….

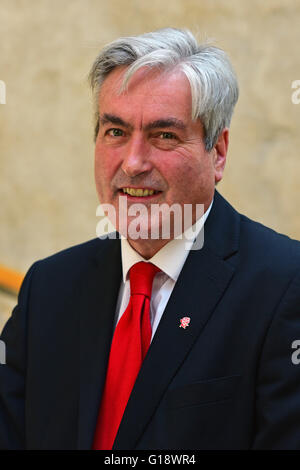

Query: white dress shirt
left=114, top=200, right=213, bottom=340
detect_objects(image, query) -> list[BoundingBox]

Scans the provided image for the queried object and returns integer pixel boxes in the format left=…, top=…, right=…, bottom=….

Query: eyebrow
left=99, top=113, right=133, bottom=129
left=99, top=113, right=186, bottom=132
left=144, top=118, right=186, bottom=131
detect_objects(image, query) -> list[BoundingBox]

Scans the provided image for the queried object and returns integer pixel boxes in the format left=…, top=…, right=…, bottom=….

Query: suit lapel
left=113, top=191, right=240, bottom=449
left=77, top=237, right=122, bottom=449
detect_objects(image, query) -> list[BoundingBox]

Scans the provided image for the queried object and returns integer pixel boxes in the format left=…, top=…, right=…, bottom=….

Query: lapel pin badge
left=179, top=317, right=191, bottom=329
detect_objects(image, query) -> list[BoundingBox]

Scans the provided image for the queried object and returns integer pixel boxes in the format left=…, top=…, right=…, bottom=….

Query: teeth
left=122, top=188, right=155, bottom=196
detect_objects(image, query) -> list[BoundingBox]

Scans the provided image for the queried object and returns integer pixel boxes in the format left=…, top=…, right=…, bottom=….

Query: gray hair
left=89, top=28, right=239, bottom=151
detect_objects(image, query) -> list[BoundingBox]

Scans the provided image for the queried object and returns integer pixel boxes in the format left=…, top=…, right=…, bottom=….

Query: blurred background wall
left=1, top=0, right=300, bottom=328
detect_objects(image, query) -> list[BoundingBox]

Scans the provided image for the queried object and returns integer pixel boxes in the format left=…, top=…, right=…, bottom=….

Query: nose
left=121, top=134, right=152, bottom=177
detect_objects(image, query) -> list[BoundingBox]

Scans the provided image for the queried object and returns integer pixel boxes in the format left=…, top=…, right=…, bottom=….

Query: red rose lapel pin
left=179, top=317, right=191, bottom=329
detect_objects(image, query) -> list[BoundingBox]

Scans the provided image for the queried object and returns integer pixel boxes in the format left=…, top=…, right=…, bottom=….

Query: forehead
left=98, top=66, right=193, bottom=123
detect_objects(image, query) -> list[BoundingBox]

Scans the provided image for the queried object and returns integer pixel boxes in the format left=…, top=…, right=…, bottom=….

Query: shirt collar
left=120, top=199, right=213, bottom=282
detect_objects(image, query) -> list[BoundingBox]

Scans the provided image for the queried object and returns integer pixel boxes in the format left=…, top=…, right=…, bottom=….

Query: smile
left=121, top=188, right=160, bottom=197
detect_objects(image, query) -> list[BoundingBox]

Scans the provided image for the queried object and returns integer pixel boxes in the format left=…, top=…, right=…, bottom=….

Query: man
left=0, top=28, right=300, bottom=450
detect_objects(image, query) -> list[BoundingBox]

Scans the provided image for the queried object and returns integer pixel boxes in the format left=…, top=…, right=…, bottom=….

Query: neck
left=127, top=238, right=171, bottom=259
left=121, top=198, right=214, bottom=259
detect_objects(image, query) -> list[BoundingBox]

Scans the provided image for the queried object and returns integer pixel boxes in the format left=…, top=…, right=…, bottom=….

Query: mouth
left=119, top=187, right=162, bottom=199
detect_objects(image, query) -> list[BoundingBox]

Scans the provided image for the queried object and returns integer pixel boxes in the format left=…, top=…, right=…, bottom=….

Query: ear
left=212, top=128, right=229, bottom=184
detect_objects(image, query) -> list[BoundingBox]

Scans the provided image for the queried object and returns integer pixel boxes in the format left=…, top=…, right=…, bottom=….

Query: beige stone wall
left=1, top=0, right=300, bottom=329
left=0, top=291, right=15, bottom=332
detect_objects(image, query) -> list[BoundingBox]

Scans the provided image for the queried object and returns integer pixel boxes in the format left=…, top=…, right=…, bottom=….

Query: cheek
left=94, top=144, right=118, bottom=183
left=94, top=148, right=113, bottom=203
left=158, top=152, right=202, bottom=186
left=159, top=152, right=215, bottom=199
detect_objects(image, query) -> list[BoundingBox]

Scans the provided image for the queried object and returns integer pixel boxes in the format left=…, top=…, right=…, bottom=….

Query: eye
left=106, top=128, right=124, bottom=137
left=159, top=132, right=176, bottom=139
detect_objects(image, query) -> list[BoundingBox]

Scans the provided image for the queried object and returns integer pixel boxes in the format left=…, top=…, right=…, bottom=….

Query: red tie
left=92, top=261, right=160, bottom=450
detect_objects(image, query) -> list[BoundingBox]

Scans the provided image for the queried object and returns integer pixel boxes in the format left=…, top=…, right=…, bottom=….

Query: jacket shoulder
left=26, top=236, right=120, bottom=283
left=239, top=213, right=300, bottom=275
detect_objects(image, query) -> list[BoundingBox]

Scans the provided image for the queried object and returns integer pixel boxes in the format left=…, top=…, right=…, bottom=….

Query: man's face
left=94, top=66, right=227, bottom=254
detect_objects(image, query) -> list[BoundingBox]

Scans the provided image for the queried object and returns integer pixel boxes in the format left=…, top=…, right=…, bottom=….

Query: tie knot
left=129, top=262, right=160, bottom=298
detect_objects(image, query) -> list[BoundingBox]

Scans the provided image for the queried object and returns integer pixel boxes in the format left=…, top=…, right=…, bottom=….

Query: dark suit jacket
left=1, top=190, right=300, bottom=450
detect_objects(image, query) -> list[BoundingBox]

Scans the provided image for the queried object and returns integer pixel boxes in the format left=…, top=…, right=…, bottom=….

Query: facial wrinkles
left=111, top=167, right=167, bottom=194
left=96, top=67, right=211, bottom=200
left=108, top=125, right=207, bottom=196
